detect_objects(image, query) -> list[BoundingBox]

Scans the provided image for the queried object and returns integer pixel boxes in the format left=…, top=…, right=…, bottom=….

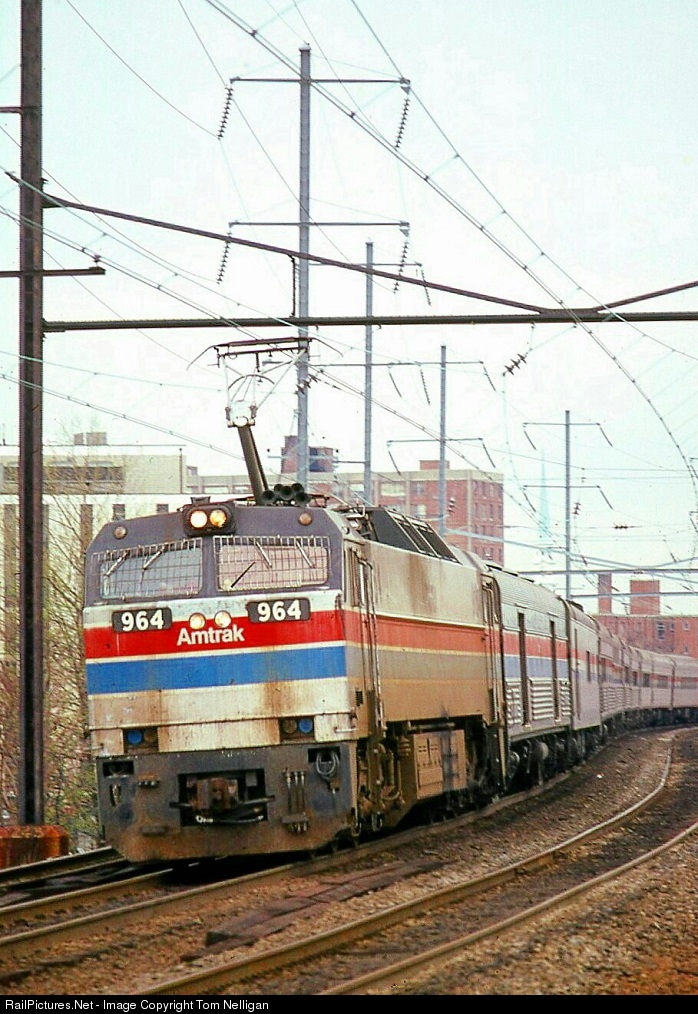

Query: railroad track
left=0, top=728, right=689, bottom=995
left=0, top=846, right=121, bottom=898
left=138, top=733, right=696, bottom=995
left=326, top=816, right=698, bottom=994
left=0, top=760, right=561, bottom=969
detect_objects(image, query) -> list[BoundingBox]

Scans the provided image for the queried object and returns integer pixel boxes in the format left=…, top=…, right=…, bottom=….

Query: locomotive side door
left=347, top=547, right=385, bottom=739
left=345, top=546, right=391, bottom=824
left=482, top=574, right=509, bottom=786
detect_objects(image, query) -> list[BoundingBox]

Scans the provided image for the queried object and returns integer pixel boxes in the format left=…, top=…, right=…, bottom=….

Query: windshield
left=95, top=538, right=203, bottom=600
left=215, top=535, right=330, bottom=593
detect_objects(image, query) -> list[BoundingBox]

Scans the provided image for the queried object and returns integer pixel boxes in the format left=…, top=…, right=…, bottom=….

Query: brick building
left=594, top=573, right=698, bottom=658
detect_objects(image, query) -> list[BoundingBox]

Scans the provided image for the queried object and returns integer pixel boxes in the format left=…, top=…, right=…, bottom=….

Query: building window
left=112, top=503, right=126, bottom=521
left=156, top=503, right=169, bottom=515
left=657, top=622, right=665, bottom=640
left=381, top=481, right=405, bottom=497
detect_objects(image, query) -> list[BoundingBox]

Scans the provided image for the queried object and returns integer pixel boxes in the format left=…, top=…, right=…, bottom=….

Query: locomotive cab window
left=215, top=535, right=330, bottom=592
left=95, top=539, right=203, bottom=600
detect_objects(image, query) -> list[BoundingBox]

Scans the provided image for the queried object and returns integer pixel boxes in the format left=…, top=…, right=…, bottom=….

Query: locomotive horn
left=290, top=482, right=311, bottom=505
left=274, top=484, right=295, bottom=502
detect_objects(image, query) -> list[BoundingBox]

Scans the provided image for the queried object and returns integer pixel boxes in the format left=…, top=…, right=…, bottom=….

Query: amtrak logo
left=176, top=625, right=245, bottom=646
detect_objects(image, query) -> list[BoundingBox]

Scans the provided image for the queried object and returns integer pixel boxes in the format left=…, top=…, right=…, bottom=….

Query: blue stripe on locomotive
left=86, top=644, right=347, bottom=695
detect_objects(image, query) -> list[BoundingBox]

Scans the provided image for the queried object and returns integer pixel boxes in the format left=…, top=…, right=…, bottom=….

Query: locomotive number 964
left=112, top=607, right=173, bottom=632
left=247, top=598, right=310, bottom=623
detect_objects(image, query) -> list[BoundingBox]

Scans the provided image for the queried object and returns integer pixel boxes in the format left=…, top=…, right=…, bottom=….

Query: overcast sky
left=2, top=0, right=698, bottom=609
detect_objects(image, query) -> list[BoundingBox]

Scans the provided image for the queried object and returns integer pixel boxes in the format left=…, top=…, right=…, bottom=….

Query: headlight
left=188, top=509, right=209, bottom=530
left=209, top=508, right=229, bottom=528
left=214, top=610, right=232, bottom=628
left=183, top=502, right=235, bottom=535
left=189, top=612, right=206, bottom=630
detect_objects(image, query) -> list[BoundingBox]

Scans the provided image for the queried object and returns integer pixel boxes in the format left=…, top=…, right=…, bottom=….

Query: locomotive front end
left=83, top=499, right=357, bottom=862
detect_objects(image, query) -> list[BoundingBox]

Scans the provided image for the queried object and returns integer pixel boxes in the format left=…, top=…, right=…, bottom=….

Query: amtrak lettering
left=176, top=625, right=245, bottom=646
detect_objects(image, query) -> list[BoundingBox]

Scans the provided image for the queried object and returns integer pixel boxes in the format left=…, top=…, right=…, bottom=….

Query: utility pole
left=363, top=241, right=373, bottom=503
left=18, top=0, right=44, bottom=825
left=223, top=54, right=406, bottom=483
left=359, top=234, right=420, bottom=503
left=1, top=2, right=102, bottom=833
left=524, top=412, right=613, bottom=600
left=565, top=409, right=571, bottom=600
left=297, top=45, right=310, bottom=487
left=439, top=345, right=447, bottom=536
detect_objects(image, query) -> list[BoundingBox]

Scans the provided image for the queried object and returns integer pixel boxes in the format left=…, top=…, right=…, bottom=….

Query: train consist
left=83, top=426, right=698, bottom=862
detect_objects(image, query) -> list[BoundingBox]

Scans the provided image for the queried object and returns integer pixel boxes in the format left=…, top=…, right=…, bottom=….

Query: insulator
left=392, top=237, right=409, bottom=293
left=419, top=266, right=432, bottom=307
left=217, top=237, right=230, bottom=284
left=218, top=85, right=233, bottom=139
left=419, top=367, right=430, bottom=405
left=395, top=95, right=410, bottom=150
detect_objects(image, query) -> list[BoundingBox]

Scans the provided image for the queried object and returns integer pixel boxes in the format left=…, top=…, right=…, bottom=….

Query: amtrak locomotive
left=83, top=425, right=698, bottom=862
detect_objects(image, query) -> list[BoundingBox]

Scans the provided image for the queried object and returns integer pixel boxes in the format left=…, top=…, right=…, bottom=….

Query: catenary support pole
left=18, top=0, right=44, bottom=825
left=439, top=345, right=447, bottom=536
left=565, top=409, right=571, bottom=601
left=363, top=241, right=373, bottom=503
left=296, top=45, right=310, bottom=486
